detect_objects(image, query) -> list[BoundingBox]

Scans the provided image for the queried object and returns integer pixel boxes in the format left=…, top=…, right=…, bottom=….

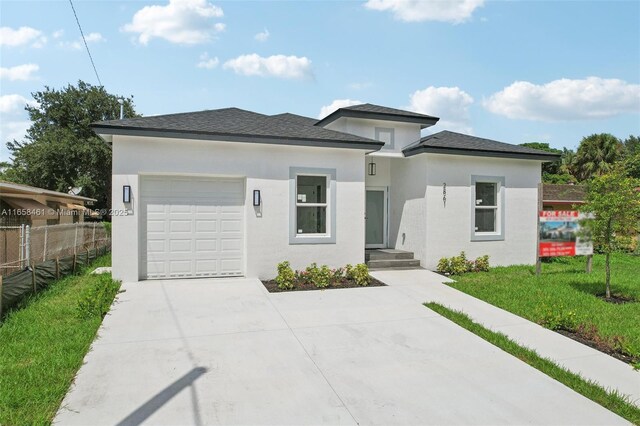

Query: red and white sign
left=539, top=211, right=593, bottom=257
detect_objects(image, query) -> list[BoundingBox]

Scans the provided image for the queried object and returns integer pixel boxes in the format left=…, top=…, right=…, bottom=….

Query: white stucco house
left=93, top=104, right=558, bottom=282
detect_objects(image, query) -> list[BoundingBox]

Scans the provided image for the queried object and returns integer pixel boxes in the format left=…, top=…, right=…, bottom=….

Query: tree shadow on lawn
left=567, top=281, right=638, bottom=304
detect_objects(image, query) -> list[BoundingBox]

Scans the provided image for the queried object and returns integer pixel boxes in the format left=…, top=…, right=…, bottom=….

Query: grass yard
left=426, top=302, right=640, bottom=424
left=447, top=253, right=640, bottom=364
left=0, top=254, right=119, bottom=426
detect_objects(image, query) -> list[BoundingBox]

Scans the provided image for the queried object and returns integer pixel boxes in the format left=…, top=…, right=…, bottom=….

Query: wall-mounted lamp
left=123, top=185, right=131, bottom=203
left=368, top=159, right=376, bottom=176
left=253, top=190, right=261, bottom=207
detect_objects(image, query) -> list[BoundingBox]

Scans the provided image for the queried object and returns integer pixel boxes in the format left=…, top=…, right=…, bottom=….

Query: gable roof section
left=315, top=103, right=439, bottom=129
left=403, top=130, right=561, bottom=161
left=92, top=108, right=384, bottom=150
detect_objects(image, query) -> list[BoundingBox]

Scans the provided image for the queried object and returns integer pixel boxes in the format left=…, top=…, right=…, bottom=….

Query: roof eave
left=315, top=110, right=440, bottom=129
left=403, top=146, right=561, bottom=162
left=91, top=125, right=385, bottom=151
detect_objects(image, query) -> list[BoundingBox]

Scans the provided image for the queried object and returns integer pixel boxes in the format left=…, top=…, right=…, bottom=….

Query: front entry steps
left=365, top=249, right=421, bottom=270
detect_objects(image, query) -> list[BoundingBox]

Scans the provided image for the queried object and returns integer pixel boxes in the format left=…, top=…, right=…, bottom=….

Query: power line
left=68, top=0, right=102, bottom=86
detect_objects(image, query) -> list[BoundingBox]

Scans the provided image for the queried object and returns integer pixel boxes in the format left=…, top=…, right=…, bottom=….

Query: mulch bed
left=556, top=329, right=638, bottom=365
left=595, top=293, right=637, bottom=305
left=261, top=276, right=386, bottom=293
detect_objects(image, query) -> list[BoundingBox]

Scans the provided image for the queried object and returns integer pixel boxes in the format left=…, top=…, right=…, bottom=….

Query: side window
left=296, top=175, right=327, bottom=234
left=375, top=127, right=395, bottom=149
left=471, top=176, right=505, bottom=241
left=289, top=167, right=336, bottom=244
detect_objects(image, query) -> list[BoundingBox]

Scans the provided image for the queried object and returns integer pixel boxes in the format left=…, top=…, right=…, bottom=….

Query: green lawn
left=426, top=302, right=640, bottom=424
left=446, top=253, right=640, bottom=363
left=0, top=254, right=119, bottom=426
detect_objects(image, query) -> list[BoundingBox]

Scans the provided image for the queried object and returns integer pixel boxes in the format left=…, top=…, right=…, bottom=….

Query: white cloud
left=318, top=99, right=363, bottom=119
left=197, top=52, right=219, bottom=69
left=122, top=0, right=225, bottom=45
left=0, top=120, right=30, bottom=161
left=254, top=28, right=270, bottom=42
left=59, top=32, right=105, bottom=50
left=407, top=86, right=474, bottom=133
left=484, top=77, right=640, bottom=121
left=0, top=94, right=38, bottom=113
left=348, top=81, right=373, bottom=90
left=223, top=54, right=313, bottom=80
left=0, top=64, right=39, bottom=81
left=0, top=26, right=47, bottom=47
left=53, top=29, right=64, bottom=39
left=364, top=0, right=484, bottom=23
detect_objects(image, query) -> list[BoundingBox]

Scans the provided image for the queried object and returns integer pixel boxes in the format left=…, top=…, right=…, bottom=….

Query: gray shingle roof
left=92, top=108, right=384, bottom=150
left=542, top=184, right=586, bottom=203
left=315, top=103, right=439, bottom=129
left=403, top=130, right=561, bottom=161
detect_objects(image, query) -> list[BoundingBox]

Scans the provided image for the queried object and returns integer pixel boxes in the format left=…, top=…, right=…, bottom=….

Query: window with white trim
left=474, top=182, right=497, bottom=232
left=296, top=175, right=327, bottom=234
left=471, top=176, right=505, bottom=241
left=289, top=167, right=336, bottom=244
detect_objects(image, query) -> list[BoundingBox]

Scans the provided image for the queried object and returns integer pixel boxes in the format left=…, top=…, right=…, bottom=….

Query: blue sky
left=1, top=0, right=639, bottom=162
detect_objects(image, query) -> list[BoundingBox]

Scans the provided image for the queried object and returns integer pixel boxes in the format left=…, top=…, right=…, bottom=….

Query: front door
left=365, top=188, right=387, bottom=248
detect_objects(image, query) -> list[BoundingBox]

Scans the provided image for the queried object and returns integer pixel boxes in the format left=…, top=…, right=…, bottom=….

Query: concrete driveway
left=55, top=275, right=627, bottom=425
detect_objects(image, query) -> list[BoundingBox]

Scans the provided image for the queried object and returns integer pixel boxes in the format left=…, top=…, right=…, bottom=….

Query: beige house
left=0, top=181, right=96, bottom=227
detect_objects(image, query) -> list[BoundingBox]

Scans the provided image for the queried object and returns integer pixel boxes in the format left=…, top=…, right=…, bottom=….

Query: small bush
left=540, top=305, right=578, bottom=331
left=315, top=264, right=333, bottom=288
left=348, top=263, right=370, bottom=286
left=437, top=252, right=490, bottom=276
left=276, top=261, right=295, bottom=290
left=473, top=255, right=490, bottom=272
left=76, top=274, right=121, bottom=319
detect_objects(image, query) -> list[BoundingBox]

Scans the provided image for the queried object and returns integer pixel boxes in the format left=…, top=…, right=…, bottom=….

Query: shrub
left=275, top=261, right=295, bottom=290
left=437, top=252, right=490, bottom=275
left=540, top=305, right=578, bottom=331
left=349, top=263, right=370, bottom=286
left=473, top=255, right=490, bottom=272
left=76, top=274, right=121, bottom=319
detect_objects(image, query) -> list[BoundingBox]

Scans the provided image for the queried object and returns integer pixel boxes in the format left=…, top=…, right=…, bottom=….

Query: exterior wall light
left=368, top=160, right=376, bottom=176
left=253, top=190, right=261, bottom=207
left=123, top=185, right=131, bottom=203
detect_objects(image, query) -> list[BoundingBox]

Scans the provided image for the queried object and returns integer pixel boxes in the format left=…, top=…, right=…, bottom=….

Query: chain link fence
left=0, top=223, right=111, bottom=277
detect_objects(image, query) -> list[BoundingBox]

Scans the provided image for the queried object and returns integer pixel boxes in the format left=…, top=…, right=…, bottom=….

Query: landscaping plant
left=275, top=261, right=295, bottom=290
left=579, top=169, right=640, bottom=298
left=437, top=252, right=490, bottom=276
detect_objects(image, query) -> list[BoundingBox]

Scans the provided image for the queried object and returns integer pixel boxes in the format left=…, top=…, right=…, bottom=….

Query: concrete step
left=366, top=258, right=421, bottom=269
left=365, top=249, right=414, bottom=261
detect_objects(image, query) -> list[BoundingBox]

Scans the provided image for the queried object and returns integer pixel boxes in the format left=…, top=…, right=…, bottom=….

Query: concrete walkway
left=371, top=269, right=640, bottom=408
left=54, top=277, right=629, bottom=425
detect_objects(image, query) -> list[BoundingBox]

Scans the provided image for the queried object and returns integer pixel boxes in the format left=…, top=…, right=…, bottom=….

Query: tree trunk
left=605, top=217, right=612, bottom=299
left=605, top=251, right=611, bottom=299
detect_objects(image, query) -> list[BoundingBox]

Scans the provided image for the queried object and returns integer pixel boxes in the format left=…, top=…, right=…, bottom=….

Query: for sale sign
left=539, top=211, right=593, bottom=257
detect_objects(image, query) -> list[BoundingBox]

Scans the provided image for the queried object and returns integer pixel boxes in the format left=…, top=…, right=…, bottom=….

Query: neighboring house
left=0, top=181, right=96, bottom=227
left=542, top=184, right=586, bottom=211
left=93, top=103, right=558, bottom=282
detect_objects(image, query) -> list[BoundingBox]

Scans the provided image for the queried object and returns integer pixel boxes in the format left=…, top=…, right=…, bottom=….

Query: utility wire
left=68, top=0, right=103, bottom=86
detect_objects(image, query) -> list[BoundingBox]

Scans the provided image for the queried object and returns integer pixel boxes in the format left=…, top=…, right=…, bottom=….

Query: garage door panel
left=142, top=176, right=244, bottom=279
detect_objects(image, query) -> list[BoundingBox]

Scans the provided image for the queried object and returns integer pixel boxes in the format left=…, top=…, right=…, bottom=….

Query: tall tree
left=579, top=169, right=640, bottom=298
left=5, top=81, right=137, bottom=211
left=623, top=135, right=640, bottom=157
left=520, top=142, right=576, bottom=183
left=573, top=133, right=623, bottom=181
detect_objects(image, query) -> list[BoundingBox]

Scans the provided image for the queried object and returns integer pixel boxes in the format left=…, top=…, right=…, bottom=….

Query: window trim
left=375, top=127, right=395, bottom=150
left=470, top=175, right=505, bottom=241
left=289, top=167, right=336, bottom=244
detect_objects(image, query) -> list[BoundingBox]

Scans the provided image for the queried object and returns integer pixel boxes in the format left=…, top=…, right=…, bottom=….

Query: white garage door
left=141, top=176, right=244, bottom=279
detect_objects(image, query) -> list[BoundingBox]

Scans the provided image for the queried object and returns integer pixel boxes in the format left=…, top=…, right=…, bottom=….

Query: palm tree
left=573, top=134, right=622, bottom=181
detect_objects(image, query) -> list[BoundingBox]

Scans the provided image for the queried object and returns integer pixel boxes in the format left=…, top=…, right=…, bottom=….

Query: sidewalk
left=370, top=269, right=640, bottom=408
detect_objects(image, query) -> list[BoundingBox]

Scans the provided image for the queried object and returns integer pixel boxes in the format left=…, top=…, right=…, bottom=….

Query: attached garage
left=140, top=176, right=245, bottom=279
